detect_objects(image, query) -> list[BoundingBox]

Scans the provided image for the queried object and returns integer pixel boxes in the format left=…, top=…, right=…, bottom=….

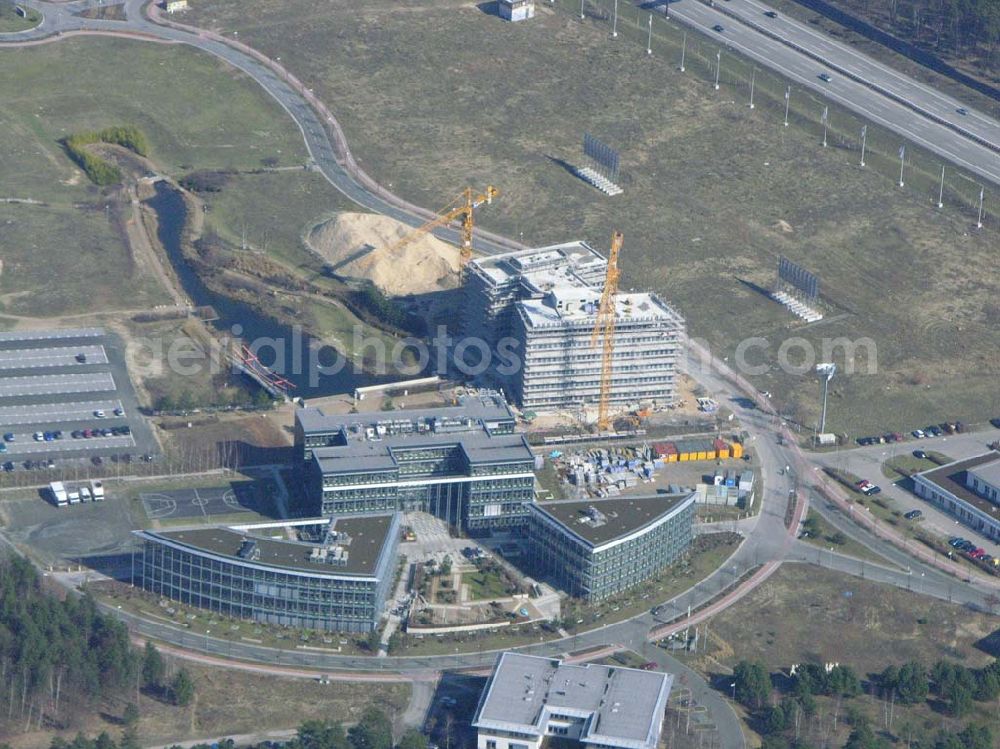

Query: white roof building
left=472, top=653, right=672, bottom=749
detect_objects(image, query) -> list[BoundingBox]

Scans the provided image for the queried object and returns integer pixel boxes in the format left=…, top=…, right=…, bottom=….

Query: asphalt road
left=4, top=5, right=999, bottom=743
left=660, top=0, right=1000, bottom=185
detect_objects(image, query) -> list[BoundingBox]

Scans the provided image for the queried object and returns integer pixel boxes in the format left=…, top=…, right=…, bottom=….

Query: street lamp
left=816, top=362, right=836, bottom=434
left=783, top=86, right=791, bottom=127
left=679, top=31, right=686, bottom=72
left=748, top=68, right=756, bottom=109
left=714, top=49, right=721, bottom=91
left=859, top=125, right=867, bottom=166
left=612, top=0, right=618, bottom=37
left=898, top=144, right=906, bottom=187
left=647, top=14, right=653, bottom=55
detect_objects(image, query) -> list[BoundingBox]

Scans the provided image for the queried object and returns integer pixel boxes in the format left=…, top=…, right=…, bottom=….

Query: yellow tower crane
left=590, top=230, right=623, bottom=433
left=382, top=186, right=499, bottom=269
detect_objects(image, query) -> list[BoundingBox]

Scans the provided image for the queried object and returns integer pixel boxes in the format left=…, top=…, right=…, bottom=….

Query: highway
left=659, top=0, right=1000, bottom=185
left=3, top=5, right=999, bottom=744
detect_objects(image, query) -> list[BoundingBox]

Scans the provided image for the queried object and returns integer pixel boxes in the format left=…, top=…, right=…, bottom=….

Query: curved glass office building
left=133, top=514, right=400, bottom=633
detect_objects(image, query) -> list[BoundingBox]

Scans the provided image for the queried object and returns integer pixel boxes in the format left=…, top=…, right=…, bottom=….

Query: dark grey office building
left=295, top=392, right=536, bottom=530
left=133, top=514, right=400, bottom=633
left=527, top=494, right=695, bottom=601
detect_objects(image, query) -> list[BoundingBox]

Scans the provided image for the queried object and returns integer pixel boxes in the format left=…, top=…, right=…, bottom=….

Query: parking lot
left=0, top=328, right=159, bottom=476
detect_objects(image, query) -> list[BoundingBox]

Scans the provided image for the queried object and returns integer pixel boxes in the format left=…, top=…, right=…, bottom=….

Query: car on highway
left=904, top=509, right=923, bottom=520
left=764, top=10, right=778, bottom=17
left=712, top=24, right=724, bottom=32
left=818, top=73, right=833, bottom=82
left=913, top=449, right=927, bottom=459
left=957, top=107, right=969, bottom=115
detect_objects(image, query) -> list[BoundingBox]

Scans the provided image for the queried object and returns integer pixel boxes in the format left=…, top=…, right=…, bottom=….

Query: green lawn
left=183, top=0, right=999, bottom=436
left=464, top=566, right=509, bottom=600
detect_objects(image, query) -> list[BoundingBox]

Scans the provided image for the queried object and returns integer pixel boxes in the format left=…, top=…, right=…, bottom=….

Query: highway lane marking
left=668, top=5, right=1000, bottom=183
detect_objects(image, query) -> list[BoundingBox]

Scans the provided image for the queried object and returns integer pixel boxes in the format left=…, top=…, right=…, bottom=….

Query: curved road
left=4, top=6, right=998, bottom=745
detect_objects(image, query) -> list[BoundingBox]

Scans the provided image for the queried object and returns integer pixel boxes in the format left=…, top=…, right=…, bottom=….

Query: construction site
left=461, top=231, right=686, bottom=428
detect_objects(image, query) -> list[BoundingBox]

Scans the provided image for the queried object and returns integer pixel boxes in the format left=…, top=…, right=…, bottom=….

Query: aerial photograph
left=0, top=0, right=998, bottom=747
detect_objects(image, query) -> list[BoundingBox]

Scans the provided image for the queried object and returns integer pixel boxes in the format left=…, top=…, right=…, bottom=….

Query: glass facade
left=134, top=520, right=399, bottom=633
left=527, top=498, right=695, bottom=601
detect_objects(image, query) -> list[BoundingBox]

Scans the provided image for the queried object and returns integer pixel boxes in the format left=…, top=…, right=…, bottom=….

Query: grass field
left=184, top=0, right=999, bottom=435
left=799, top=507, right=900, bottom=565
left=0, top=37, right=311, bottom=318
left=0, top=202, right=168, bottom=316
left=707, top=564, right=996, bottom=671
left=700, top=564, right=1000, bottom=747
left=0, top=0, right=40, bottom=32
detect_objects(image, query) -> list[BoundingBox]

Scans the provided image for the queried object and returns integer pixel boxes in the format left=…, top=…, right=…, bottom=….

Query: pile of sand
left=305, top=212, right=460, bottom=296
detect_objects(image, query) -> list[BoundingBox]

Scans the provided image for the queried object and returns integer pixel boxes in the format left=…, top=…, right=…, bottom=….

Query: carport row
left=0, top=372, right=116, bottom=398
left=0, top=345, right=107, bottom=371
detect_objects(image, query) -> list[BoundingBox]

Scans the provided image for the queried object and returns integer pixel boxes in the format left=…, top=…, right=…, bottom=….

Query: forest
left=0, top=555, right=138, bottom=734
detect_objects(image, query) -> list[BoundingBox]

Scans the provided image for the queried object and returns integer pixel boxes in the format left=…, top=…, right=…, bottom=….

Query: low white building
left=473, top=652, right=672, bottom=749
left=912, top=454, right=1000, bottom=542
left=498, top=0, right=535, bottom=22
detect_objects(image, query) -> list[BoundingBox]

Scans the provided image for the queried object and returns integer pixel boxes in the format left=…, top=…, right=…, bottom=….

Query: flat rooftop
left=531, top=494, right=693, bottom=547
left=918, top=453, right=1000, bottom=517
left=474, top=653, right=671, bottom=746
left=313, top=430, right=534, bottom=474
left=297, top=391, right=514, bottom=435
left=969, top=459, right=1000, bottom=490
left=146, top=514, right=397, bottom=577
left=469, top=242, right=607, bottom=292
left=518, top=290, right=682, bottom=329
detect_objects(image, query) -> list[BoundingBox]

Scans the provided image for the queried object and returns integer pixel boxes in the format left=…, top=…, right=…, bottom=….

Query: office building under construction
left=463, top=243, right=685, bottom=412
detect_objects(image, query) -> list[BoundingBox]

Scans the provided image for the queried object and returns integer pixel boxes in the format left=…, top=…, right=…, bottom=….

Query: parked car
left=75, top=352, right=87, bottom=363
left=3, top=433, right=13, bottom=442
left=33, top=432, right=44, bottom=441
left=991, top=418, right=1000, bottom=429
left=2, top=462, right=13, bottom=472
left=904, top=510, right=923, bottom=520
left=926, top=425, right=942, bottom=437
left=911, top=429, right=925, bottom=439
left=0, top=444, right=6, bottom=454
left=865, top=485, right=882, bottom=495
left=913, top=449, right=927, bottom=459
left=94, top=409, right=106, bottom=418
left=639, top=662, right=659, bottom=671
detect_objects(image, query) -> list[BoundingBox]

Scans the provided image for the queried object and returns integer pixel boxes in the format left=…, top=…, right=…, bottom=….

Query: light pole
left=647, top=13, right=653, bottom=55
left=714, top=49, right=721, bottom=91
left=749, top=68, right=756, bottom=109
left=977, top=187, right=985, bottom=228
left=938, top=165, right=945, bottom=209
left=898, top=144, right=906, bottom=187
left=612, top=0, right=618, bottom=37
left=580, top=0, right=584, bottom=19
left=816, top=362, right=836, bottom=434
left=665, top=0, right=669, bottom=18
left=783, top=86, right=790, bottom=126
left=821, top=106, right=828, bottom=148
left=860, top=125, right=867, bottom=166
left=679, top=31, right=686, bottom=71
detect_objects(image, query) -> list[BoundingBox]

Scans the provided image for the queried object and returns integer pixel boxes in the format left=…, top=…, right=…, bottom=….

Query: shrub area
left=62, top=125, right=149, bottom=186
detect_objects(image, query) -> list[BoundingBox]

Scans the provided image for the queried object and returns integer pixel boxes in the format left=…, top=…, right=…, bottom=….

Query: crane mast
left=590, top=231, right=623, bottom=433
